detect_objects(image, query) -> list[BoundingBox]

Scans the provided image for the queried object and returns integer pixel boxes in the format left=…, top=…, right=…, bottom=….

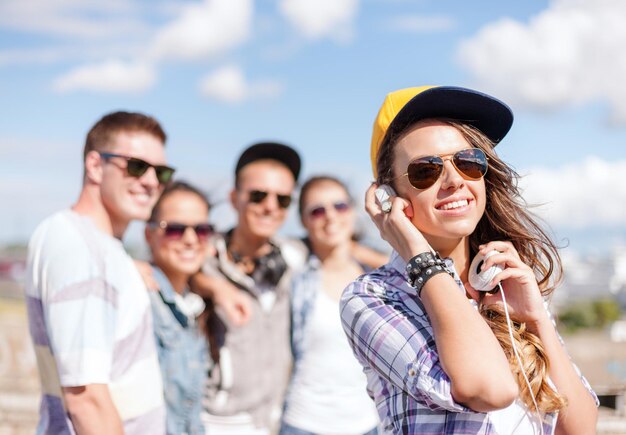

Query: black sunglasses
left=99, top=152, right=176, bottom=185
left=306, top=201, right=352, bottom=219
left=149, top=221, right=214, bottom=241
left=247, top=190, right=292, bottom=209
left=400, top=148, right=488, bottom=190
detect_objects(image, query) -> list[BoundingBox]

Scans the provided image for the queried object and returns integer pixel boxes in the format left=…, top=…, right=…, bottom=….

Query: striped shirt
left=340, top=251, right=597, bottom=434
left=25, top=210, right=166, bottom=434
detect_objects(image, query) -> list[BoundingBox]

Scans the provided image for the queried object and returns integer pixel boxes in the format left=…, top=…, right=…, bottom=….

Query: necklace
left=228, top=250, right=256, bottom=275
left=225, top=231, right=287, bottom=286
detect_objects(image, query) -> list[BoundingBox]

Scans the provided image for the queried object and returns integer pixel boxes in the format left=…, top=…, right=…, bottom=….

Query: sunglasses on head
left=99, top=152, right=176, bottom=185
left=400, top=148, right=488, bottom=190
left=149, top=221, right=214, bottom=241
left=306, top=201, right=352, bottom=219
left=247, top=190, right=292, bottom=209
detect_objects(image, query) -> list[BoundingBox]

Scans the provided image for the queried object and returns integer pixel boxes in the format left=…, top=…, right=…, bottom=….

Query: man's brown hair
left=83, top=111, right=167, bottom=160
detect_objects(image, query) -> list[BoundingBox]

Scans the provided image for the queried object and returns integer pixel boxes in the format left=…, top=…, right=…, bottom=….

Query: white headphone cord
left=498, top=282, right=544, bottom=435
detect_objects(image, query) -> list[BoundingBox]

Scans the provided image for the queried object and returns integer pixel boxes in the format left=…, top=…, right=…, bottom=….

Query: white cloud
left=149, top=0, right=253, bottom=61
left=0, top=0, right=149, bottom=39
left=198, top=65, right=283, bottom=103
left=386, top=15, right=455, bottom=33
left=0, top=49, right=63, bottom=66
left=278, top=0, right=359, bottom=41
left=52, top=60, right=156, bottom=94
left=457, top=0, right=626, bottom=124
left=520, top=157, right=626, bottom=228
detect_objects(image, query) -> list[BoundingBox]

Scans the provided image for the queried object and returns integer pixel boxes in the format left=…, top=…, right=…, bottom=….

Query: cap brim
left=389, top=86, right=513, bottom=145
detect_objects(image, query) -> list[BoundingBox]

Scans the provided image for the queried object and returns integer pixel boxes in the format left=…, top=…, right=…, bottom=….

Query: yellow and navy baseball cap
left=370, top=85, right=513, bottom=177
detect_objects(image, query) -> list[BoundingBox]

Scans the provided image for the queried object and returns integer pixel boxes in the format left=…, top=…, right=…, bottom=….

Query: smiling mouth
left=132, top=191, right=152, bottom=202
left=177, top=250, right=200, bottom=260
left=437, top=199, right=469, bottom=211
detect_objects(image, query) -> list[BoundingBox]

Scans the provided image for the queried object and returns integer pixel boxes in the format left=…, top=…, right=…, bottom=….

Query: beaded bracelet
left=406, top=251, right=454, bottom=297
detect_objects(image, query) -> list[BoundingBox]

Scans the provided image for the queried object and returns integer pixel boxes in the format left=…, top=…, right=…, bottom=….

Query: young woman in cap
left=340, top=86, right=598, bottom=434
left=280, top=176, right=380, bottom=435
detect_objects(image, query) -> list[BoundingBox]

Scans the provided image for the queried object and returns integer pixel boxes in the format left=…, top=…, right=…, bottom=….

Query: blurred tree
left=557, top=298, right=622, bottom=333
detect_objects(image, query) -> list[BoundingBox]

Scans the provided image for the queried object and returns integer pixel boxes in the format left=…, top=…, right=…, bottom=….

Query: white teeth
left=440, top=199, right=468, bottom=210
left=133, top=193, right=150, bottom=203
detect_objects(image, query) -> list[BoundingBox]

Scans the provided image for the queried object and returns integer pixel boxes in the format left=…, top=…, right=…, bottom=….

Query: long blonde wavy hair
left=376, top=119, right=567, bottom=413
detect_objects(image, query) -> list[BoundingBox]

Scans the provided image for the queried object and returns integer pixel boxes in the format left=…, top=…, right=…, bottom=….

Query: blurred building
left=552, top=247, right=626, bottom=310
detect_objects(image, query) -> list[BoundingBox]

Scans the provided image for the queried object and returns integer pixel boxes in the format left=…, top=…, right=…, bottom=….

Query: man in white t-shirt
left=25, top=112, right=175, bottom=434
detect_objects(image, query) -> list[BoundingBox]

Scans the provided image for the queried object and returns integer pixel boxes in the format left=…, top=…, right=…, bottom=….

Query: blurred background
left=1, top=0, right=626, bottom=433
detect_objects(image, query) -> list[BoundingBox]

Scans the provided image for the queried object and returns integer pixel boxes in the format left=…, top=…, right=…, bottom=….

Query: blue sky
left=1, top=0, right=625, bottom=257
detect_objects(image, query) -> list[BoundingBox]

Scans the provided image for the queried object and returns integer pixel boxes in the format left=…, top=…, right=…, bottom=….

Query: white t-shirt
left=25, top=210, right=165, bottom=434
left=283, top=290, right=379, bottom=434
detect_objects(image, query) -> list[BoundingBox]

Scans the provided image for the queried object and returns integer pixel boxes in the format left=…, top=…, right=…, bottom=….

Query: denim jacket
left=149, top=266, right=209, bottom=435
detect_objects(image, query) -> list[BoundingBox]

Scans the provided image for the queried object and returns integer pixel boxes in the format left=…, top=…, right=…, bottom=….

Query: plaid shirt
left=340, top=251, right=596, bottom=434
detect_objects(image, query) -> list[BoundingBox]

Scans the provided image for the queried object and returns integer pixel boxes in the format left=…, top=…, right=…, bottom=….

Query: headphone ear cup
left=469, top=250, right=503, bottom=291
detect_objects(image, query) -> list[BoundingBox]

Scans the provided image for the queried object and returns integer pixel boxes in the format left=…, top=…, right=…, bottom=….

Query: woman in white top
left=280, top=176, right=381, bottom=435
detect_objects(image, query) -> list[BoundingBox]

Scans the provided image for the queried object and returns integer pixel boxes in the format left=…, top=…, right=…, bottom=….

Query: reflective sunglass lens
left=163, top=224, right=186, bottom=238
left=277, top=194, right=292, bottom=209
left=248, top=190, right=268, bottom=203
left=194, top=224, right=214, bottom=239
left=453, top=149, right=487, bottom=179
left=407, top=158, right=443, bottom=189
left=333, top=201, right=351, bottom=212
left=309, top=206, right=326, bottom=218
left=155, top=167, right=175, bottom=184
left=126, top=159, right=150, bottom=177
left=126, top=158, right=175, bottom=184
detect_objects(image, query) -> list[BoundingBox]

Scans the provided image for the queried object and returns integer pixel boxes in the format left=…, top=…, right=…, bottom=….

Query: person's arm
left=361, top=184, right=518, bottom=411
left=340, top=273, right=517, bottom=412
left=533, top=317, right=598, bottom=434
left=62, top=384, right=123, bottom=435
left=190, top=270, right=252, bottom=326
left=41, top=252, right=124, bottom=433
left=472, top=241, right=598, bottom=433
left=421, top=274, right=519, bottom=411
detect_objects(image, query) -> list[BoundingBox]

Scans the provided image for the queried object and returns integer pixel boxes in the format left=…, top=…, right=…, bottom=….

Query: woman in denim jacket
left=145, top=181, right=213, bottom=435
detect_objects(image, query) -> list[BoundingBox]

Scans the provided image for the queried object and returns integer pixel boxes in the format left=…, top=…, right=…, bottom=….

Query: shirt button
left=408, top=368, right=416, bottom=376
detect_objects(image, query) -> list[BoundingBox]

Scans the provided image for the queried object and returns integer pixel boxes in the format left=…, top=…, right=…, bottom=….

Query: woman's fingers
left=364, top=183, right=386, bottom=234
left=364, top=183, right=379, bottom=214
left=363, top=183, right=430, bottom=259
left=477, top=241, right=526, bottom=272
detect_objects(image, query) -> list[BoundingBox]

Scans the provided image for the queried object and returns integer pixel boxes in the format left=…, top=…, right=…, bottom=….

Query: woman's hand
left=466, top=241, right=548, bottom=329
left=365, top=183, right=431, bottom=261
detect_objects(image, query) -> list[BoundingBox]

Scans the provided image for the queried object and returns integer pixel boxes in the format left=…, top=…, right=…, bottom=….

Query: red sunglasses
left=149, top=221, right=214, bottom=241
left=305, top=201, right=352, bottom=219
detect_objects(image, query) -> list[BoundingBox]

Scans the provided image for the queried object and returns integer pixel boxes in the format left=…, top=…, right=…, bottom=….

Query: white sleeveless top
left=283, top=291, right=379, bottom=434
left=489, top=398, right=548, bottom=434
